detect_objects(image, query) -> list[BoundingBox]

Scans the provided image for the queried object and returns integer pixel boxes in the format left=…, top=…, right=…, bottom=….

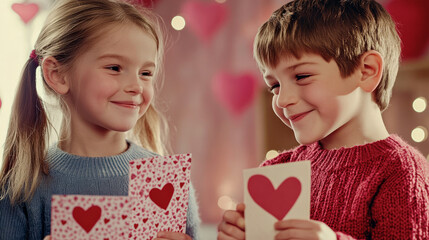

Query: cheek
left=143, top=83, right=154, bottom=103
left=272, top=96, right=291, bottom=128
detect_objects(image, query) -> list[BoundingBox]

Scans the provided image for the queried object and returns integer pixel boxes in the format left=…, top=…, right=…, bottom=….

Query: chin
left=294, top=132, right=320, bottom=146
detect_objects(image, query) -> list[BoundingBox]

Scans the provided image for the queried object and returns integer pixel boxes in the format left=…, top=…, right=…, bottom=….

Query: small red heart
left=121, top=215, right=128, bottom=220
left=11, top=3, right=39, bottom=24
left=180, top=182, right=185, bottom=188
left=61, top=220, right=67, bottom=225
left=248, top=175, right=301, bottom=220
left=104, top=218, right=110, bottom=224
left=146, top=177, right=151, bottom=183
left=131, top=174, right=137, bottom=180
left=72, top=205, right=102, bottom=233
left=149, top=183, right=174, bottom=210
left=134, top=223, right=139, bottom=229
left=136, top=165, right=141, bottom=169
left=143, top=218, right=148, bottom=223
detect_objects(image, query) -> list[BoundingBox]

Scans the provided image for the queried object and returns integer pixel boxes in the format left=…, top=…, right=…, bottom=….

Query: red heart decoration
left=212, top=72, right=260, bottom=116
left=149, top=183, right=174, bottom=210
left=11, top=3, right=39, bottom=24
left=181, top=1, right=228, bottom=42
left=72, top=205, right=102, bottom=233
left=248, top=175, right=301, bottom=220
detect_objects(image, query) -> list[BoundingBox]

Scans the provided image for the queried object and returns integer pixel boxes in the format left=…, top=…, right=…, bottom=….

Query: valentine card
left=243, top=160, right=311, bottom=240
left=51, top=195, right=136, bottom=239
left=128, top=154, right=192, bottom=239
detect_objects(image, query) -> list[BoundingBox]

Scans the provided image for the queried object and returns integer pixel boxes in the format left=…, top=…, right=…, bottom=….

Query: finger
left=275, top=228, right=317, bottom=240
left=222, top=210, right=245, bottom=230
left=236, top=203, right=245, bottom=213
left=43, top=236, right=51, bottom=240
left=217, top=221, right=245, bottom=239
left=217, top=230, right=245, bottom=240
left=156, top=231, right=191, bottom=240
left=275, top=219, right=319, bottom=230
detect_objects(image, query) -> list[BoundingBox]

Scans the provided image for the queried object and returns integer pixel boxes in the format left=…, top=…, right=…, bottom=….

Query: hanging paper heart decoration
left=385, top=0, right=429, bottom=60
left=181, top=1, right=228, bottom=43
left=11, top=3, right=39, bottom=24
left=212, top=71, right=260, bottom=116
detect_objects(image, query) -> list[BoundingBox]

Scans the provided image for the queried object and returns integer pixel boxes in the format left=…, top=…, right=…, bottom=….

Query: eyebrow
left=97, top=54, right=156, bottom=68
left=263, top=61, right=317, bottom=79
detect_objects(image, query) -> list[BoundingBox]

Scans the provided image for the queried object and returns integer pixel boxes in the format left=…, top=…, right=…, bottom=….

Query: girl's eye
left=107, top=65, right=120, bottom=72
left=140, top=71, right=153, bottom=77
left=268, top=83, right=280, bottom=94
left=296, top=74, right=311, bottom=80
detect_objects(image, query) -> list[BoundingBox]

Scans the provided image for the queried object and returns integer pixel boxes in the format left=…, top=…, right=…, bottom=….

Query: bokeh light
left=412, top=97, right=427, bottom=113
left=411, top=126, right=427, bottom=143
left=171, top=15, right=186, bottom=31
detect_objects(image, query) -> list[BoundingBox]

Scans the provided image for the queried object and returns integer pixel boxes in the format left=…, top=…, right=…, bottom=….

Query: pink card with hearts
left=51, top=195, right=136, bottom=239
left=128, top=154, right=192, bottom=239
left=243, top=160, right=311, bottom=240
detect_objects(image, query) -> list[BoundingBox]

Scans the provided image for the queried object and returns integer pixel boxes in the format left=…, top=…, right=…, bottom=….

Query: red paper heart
left=72, top=205, right=102, bottom=233
left=149, top=183, right=174, bottom=210
left=11, top=3, right=39, bottom=24
left=248, top=175, right=301, bottom=220
left=212, top=72, right=259, bottom=116
left=181, top=1, right=228, bottom=42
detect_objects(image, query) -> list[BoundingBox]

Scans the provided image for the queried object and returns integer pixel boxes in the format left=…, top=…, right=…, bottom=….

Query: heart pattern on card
left=248, top=175, right=301, bottom=220
left=149, top=183, right=174, bottom=210
left=72, top=205, right=102, bottom=233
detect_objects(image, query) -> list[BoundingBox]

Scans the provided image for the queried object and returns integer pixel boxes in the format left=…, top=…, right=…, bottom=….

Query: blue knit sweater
left=0, top=142, right=200, bottom=239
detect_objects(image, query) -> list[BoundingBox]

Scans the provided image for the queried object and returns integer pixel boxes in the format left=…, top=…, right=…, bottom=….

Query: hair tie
left=30, top=49, right=39, bottom=65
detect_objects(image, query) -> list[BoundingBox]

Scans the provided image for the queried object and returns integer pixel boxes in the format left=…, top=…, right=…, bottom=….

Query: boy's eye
left=268, top=83, right=280, bottom=94
left=107, top=65, right=120, bottom=72
left=296, top=74, right=310, bottom=80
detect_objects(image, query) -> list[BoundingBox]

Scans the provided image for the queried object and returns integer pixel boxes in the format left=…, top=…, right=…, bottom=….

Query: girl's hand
left=43, top=236, right=51, bottom=240
left=155, top=231, right=192, bottom=240
left=217, top=203, right=246, bottom=240
left=274, top=219, right=336, bottom=240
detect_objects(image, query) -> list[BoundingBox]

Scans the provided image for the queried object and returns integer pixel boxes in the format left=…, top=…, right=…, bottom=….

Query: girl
left=0, top=0, right=200, bottom=239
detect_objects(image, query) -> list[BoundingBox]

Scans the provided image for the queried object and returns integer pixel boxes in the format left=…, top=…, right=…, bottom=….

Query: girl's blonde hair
left=0, top=0, right=169, bottom=204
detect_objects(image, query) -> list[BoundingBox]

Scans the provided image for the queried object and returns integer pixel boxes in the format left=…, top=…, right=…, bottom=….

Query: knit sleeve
left=0, top=194, right=28, bottom=239
left=185, top=182, right=201, bottom=239
left=369, top=150, right=429, bottom=239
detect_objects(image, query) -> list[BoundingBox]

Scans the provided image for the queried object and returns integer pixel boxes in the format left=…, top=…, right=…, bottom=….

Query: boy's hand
left=155, top=231, right=192, bottom=240
left=217, top=203, right=246, bottom=240
left=274, top=219, right=336, bottom=240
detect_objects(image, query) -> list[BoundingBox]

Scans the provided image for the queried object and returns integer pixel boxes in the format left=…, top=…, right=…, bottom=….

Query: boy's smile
left=263, top=52, right=366, bottom=148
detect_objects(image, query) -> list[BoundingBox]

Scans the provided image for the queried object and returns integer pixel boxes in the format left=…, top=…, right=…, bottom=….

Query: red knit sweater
left=261, top=135, right=429, bottom=239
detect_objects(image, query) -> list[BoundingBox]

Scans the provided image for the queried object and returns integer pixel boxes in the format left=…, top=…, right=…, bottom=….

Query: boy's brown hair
left=254, top=0, right=401, bottom=111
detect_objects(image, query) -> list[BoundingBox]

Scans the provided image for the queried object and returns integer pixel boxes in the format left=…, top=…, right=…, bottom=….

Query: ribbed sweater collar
left=296, top=134, right=405, bottom=169
left=46, top=141, right=144, bottom=178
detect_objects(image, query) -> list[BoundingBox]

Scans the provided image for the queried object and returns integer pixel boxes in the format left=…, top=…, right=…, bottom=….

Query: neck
left=59, top=123, right=128, bottom=157
left=320, top=100, right=389, bottom=150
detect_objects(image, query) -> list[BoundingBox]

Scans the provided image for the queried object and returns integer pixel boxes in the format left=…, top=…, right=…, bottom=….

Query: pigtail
left=0, top=57, right=50, bottom=204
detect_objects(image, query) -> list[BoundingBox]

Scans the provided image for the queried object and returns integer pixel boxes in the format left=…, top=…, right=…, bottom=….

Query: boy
left=217, top=0, right=429, bottom=239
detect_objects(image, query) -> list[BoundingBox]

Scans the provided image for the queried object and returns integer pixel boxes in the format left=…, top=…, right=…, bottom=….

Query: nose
left=275, top=83, right=298, bottom=108
left=124, top=74, right=143, bottom=95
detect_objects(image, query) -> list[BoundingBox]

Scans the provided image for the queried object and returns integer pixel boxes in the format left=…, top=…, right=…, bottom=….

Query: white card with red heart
left=243, top=160, right=311, bottom=240
left=51, top=195, right=136, bottom=239
left=51, top=154, right=192, bottom=240
left=128, top=154, right=192, bottom=239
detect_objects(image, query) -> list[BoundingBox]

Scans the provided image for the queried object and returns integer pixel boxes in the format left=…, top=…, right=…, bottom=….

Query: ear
left=358, top=50, right=383, bottom=93
left=41, top=56, right=70, bottom=95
